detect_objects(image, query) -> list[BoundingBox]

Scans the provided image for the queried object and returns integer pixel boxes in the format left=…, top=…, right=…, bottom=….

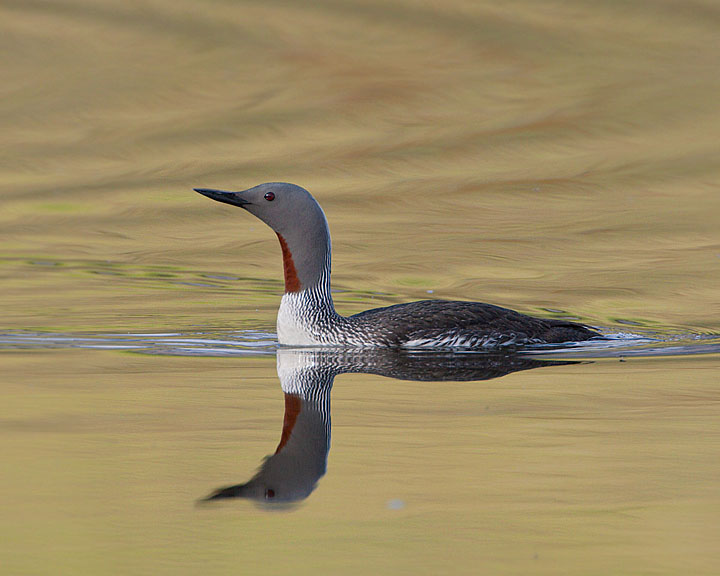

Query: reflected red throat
left=276, top=393, right=302, bottom=453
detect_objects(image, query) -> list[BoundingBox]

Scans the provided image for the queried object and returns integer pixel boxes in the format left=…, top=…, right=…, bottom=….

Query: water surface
left=2, top=0, right=719, bottom=574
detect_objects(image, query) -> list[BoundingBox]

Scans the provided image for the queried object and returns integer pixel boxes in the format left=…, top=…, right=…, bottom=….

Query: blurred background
left=3, top=0, right=719, bottom=334
left=2, top=2, right=720, bottom=575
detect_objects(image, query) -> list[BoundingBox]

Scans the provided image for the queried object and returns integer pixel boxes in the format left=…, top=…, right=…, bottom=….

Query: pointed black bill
left=202, top=483, right=246, bottom=501
left=194, top=188, right=252, bottom=208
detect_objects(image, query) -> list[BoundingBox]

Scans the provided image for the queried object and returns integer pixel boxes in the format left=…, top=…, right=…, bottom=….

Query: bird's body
left=195, top=182, right=599, bottom=348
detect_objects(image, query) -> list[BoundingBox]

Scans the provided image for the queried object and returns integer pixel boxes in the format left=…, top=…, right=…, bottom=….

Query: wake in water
left=0, top=330, right=277, bottom=356
left=0, top=329, right=718, bottom=358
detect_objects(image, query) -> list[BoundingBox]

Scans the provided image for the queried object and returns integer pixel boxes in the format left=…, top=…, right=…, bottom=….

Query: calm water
left=2, top=0, right=720, bottom=574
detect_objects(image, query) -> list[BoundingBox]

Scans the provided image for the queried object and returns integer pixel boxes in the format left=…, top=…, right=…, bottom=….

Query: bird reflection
left=204, top=349, right=578, bottom=506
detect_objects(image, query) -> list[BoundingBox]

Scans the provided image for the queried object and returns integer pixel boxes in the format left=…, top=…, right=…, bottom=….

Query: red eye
left=264, top=192, right=275, bottom=201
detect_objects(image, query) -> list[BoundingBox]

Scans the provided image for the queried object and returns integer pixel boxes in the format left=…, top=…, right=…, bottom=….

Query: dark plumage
left=351, top=300, right=598, bottom=346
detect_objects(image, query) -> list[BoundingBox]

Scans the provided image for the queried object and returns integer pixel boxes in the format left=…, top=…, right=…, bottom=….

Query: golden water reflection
left=2, top=349, right=718, bottom=575
left=2, top=0, right=720, bottom=573
left=204, top=349, right=579, bottom=505
left=2, top=0, right=719, bottom=335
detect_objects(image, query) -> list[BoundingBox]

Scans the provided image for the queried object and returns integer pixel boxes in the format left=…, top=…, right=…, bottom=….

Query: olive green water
left=2, top=1, right=720, bottom=574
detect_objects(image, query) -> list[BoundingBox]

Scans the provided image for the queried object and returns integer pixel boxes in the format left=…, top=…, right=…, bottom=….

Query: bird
left=203, top=348, right=580, bottom=505
left=194, top=182, right=600, bottom=348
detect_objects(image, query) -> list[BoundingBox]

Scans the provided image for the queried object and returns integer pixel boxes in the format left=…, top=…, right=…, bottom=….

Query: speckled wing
left=350, top=300, right=598, bottom=347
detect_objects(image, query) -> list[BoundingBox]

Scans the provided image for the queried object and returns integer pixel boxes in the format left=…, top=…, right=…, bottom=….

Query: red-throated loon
left=195, top=182, right=599, bottom=348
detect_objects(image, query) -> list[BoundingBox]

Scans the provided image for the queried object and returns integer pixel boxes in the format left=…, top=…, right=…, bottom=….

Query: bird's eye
left=264, top=192, right=275, bottom=201
left=265, top=488, right=276, bottom=499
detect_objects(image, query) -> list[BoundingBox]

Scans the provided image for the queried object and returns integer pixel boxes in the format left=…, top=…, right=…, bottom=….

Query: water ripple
left=0, top=330, right=277, bottom=357
left=0, top=330, right=717, bottom=359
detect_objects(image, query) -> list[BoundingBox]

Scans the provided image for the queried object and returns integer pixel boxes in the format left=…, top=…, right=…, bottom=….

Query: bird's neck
left=275, top=230, right=340, bottom=344
left=274, top=214, right=344, bottom=345
left=275, top=229, right=334, bottom=304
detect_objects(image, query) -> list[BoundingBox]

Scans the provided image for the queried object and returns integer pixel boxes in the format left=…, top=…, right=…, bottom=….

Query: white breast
left=277, top=293, right=323, bottom=346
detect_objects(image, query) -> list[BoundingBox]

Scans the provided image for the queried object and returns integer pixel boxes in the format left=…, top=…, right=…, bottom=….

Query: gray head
left=202, top=381, right=331, bottom=507
left=195, top=183, right=331, bottom=292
